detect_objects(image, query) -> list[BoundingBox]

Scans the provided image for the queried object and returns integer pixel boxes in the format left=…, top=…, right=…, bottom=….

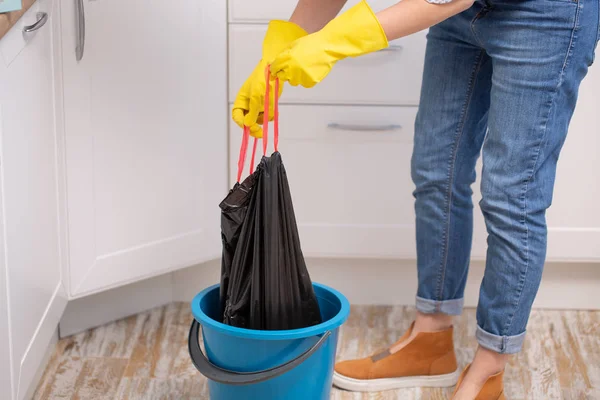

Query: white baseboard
left=171, top=258, right=600, bottom=310
left=172, top=259, right=221, bottom=303
left=17, top=283, right=67, bottom=400
left=23, top=328, right=58, bottom=400
left=59, top=273, right=174, bottom=338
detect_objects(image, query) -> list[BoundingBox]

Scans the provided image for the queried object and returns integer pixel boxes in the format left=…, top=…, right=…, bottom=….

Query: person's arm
left=289, top=0, right=470, bottom=38
left=289, top=0, right=348, bottom=34
left=232, top=0, right=347, bottom=137
left=271, top=0, right=474, bottom=88
left=377, top=0, right=472, bottom=40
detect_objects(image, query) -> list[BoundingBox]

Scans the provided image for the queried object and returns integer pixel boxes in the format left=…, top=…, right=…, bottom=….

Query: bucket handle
left=188, top=320, right=331, bottom=386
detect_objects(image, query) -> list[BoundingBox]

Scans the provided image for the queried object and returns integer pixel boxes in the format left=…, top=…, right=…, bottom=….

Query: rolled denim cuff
left=476, top=325, right=526, bottom=354
left=415, top=296, right=464, bottom=316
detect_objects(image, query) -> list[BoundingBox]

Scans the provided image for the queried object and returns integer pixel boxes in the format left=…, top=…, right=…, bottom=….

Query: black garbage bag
left=218, top=171, right=257, bottom=318
left=219, top=150, right=322, bottom=331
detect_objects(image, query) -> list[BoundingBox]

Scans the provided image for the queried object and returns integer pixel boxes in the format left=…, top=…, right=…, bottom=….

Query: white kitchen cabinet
left=0, top=1, right=68, bottom=399
left=231, top=104, right=418, bottom=258
left=544, top=65, right=600, bottom=261
left=0, top=223, right=11, bottom=400
left=59, top=0, right=228, bottom=298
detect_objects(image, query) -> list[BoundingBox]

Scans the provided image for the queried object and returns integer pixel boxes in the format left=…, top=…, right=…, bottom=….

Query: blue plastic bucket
left=188, top=283, right=350, bottom=400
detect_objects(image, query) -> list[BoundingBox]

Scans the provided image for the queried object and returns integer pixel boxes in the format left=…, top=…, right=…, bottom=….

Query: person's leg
left=411, top=5, right=492, bottom=333
left=454, top=0, right=599, bottom=398
left=333, top=6, right=493, bottom=391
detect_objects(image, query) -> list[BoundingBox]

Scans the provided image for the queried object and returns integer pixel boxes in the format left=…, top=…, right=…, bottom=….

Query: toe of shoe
left=334, top=358, right=373, bottom=380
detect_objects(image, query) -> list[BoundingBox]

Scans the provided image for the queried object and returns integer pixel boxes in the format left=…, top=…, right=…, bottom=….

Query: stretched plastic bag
left=219, top=73, right=322, bottom=330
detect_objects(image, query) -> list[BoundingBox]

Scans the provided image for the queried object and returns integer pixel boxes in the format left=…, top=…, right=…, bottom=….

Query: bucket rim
left=191, top=282, right=350, bottom=340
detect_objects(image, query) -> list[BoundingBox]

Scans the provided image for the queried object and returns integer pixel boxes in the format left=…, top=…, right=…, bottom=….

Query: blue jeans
left=412, top=0, right=599, bottom=354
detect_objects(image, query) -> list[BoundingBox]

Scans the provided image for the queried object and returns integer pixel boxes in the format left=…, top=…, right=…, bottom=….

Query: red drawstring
left=263, top=65, right=280, bottom=154
left=274, top=78, right=279, bottom=152
left=249, top=137, right=258, bottom=174
left=237, top=126, right=251, bottom=183
left=236, top=65, right=280, bottom=182
left=263, top=66, right=270, bottom=156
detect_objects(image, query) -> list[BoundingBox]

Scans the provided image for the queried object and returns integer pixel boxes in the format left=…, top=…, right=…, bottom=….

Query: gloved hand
left=270, top=1, right=388, bottom=88
left=232, top=20, right=307, bottom=138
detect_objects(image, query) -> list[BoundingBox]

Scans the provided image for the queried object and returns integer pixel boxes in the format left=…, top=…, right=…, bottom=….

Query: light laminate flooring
left=33, top=304, right=600, bottom=399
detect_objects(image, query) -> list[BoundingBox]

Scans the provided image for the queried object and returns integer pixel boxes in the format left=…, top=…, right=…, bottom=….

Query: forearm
left=377, top=0, right=474, bottom=40
left=289, top=0, right=348, bottom=33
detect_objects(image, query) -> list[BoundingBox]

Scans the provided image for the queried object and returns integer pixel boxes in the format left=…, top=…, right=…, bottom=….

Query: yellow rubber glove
left=270, top=1, right=388, bottom=88
left=232, top=20, right=307, bottom=138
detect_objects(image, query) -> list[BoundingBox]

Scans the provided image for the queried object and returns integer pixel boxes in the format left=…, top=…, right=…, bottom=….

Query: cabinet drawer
left=229, top=25, right=426, bottom=106
left=229, top=0, right=398, bottom=23
left=230, top=104, right=419, bottom=258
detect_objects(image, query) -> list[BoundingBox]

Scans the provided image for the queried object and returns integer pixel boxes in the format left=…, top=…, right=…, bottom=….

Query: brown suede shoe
left=333, top=323, right=460, bottom=392
left=450, top=364, right=506, bottom=400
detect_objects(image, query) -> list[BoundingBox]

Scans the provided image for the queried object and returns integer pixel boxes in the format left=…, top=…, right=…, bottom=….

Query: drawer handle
left=379, top=44, right=403, bottom=53
left=327, top=123, right=403, bottom=132
left=23, top=12, right=48, bottom=33
left=75, top=0, right=86, bottom=61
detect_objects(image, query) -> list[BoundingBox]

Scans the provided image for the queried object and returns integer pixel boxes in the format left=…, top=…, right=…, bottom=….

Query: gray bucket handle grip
left=188, top=319, right=331, bottom=386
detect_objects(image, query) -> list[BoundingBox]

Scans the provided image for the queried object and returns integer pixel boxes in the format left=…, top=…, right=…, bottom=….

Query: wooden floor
left=33, top=304, right=600, bottom=400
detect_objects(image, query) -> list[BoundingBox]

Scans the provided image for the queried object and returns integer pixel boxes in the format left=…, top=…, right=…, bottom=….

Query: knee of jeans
left=479, top=195, right=510, bottom=224
left=411, top=153, right=436, bottom=188
left=411, top=157, right=447, bottom=196
left=480, top=170, right=554, bottom=221
left=478, top=180, right=531, bottom=238
left=412, top=155, right=475, bottom=197
left=479, top=173, right=515, bottom=215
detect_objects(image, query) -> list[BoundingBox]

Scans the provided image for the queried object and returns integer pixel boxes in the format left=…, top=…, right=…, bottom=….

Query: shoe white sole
left=332, top=369, right=461, bottom=392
